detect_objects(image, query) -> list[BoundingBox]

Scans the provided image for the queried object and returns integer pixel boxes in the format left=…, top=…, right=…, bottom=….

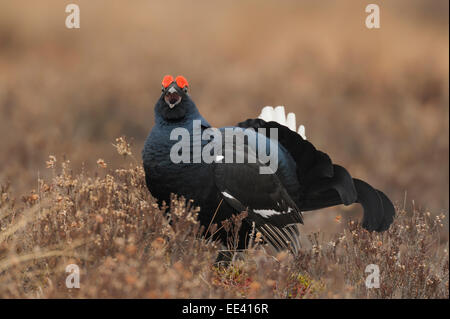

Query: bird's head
left=155, top=75, right=195, bottom=121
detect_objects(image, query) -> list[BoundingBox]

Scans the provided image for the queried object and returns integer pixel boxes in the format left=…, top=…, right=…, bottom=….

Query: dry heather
left=0, top=0, right=448, bottom=299
left=0, top=142, right=447, bottom=299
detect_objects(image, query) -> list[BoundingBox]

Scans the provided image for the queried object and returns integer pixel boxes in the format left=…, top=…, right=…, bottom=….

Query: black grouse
left=142, top=75, right=395, bottom=255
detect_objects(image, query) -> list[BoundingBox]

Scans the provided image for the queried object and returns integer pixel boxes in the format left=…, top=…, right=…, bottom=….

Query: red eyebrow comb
left=175, top=75, right=189, bottom=89
left=162, top=75, right=174, bottom=88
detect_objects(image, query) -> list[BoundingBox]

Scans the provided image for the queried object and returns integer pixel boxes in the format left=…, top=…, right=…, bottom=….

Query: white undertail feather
left=286, top=113, right=296, bottom=132
left=259, top=106, right=274, bottom=123
left=273, top=106, right=286, bottom=126
left=298, top=125, right=306, bottom=140
left=258, top=106, right=306, bottom=140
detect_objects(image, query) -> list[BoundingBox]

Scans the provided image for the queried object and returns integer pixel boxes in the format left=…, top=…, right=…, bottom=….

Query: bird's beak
left=168, top=86, right=177, bottom=94
left=164, top=86, right=182, bottom=109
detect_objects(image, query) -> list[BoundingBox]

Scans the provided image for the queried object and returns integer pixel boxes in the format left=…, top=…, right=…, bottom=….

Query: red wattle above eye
left=175, top=75, right=189, bottom=89
left=162, top=75, right=174, bottom=88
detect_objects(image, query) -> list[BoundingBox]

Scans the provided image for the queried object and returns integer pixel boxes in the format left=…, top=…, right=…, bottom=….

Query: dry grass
left=0, top=145, right=447, bottom=298
left=0, top=0, right=448, bottom=298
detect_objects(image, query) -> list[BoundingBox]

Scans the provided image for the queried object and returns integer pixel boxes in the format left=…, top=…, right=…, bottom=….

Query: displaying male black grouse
left=142, top=75, right=395, bottom=255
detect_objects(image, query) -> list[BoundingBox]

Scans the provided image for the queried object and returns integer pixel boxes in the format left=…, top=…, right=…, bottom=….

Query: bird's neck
left=155, top=110, right=210, bottom=130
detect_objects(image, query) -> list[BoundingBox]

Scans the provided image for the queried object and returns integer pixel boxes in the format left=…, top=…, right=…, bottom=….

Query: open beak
left=164, top=86, right=182, bottom=109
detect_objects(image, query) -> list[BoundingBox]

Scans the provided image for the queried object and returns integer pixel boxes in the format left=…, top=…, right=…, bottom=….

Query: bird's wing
left=237, top=118, right=395, bottom=232
left=213, top=143, right=302, bottom=254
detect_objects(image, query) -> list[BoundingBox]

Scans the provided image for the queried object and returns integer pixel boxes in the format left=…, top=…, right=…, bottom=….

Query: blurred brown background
left=0, top=1, right=448, bottom=234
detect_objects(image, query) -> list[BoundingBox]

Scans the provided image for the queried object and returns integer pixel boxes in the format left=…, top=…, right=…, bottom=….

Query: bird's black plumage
left=142, top=76, right=395, bottom=256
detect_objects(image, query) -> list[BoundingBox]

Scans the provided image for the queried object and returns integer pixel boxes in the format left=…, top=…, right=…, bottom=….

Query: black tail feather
left=353, top=179, right=383, bottom=231
left=353, top=178, right=394, bottom=232
left=301, top=189, right=344, bottom=211
left=237, top=118, right=395, bottom=232
left=301, top=176, right=395, bottom=232
left=375, top=189, right=395, bottom=231
left=302, top=164, right=357, bottom=209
